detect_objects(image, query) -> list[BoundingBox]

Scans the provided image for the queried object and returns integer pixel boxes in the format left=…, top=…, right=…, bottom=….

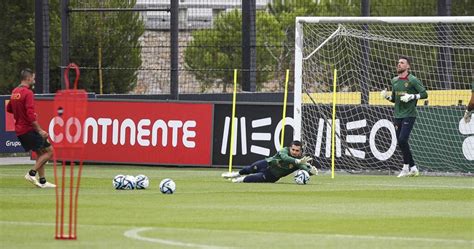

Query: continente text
left=48, top=117, right=197, bottom=148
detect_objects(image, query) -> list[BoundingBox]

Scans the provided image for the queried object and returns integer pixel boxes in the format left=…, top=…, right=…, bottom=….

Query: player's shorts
left=17, top=130, right=51, bottom=152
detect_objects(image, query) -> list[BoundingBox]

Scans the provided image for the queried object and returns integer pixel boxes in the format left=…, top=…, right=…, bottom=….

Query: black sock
left=29, top=170, right=37, bottom=177
left=39, top=177, right=46, bottom=184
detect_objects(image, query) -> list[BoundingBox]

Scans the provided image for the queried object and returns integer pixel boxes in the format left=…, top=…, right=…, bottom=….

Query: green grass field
left=0, top=165, right=473, bottom=249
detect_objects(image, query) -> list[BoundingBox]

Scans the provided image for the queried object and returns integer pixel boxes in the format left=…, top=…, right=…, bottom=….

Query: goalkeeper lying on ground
left=221, top=140, right=317, bottom=183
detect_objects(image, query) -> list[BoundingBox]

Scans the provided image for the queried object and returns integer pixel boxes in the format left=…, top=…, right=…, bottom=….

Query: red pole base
left=55, top=235, right=77, bottom=240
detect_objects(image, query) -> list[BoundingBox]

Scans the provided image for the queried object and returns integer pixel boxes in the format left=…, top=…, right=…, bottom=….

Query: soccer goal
left=294, top=16, right=474, bottom=174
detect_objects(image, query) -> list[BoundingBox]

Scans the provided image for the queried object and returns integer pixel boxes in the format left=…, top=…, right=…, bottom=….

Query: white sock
left=410, top=165, right=418, bottom=171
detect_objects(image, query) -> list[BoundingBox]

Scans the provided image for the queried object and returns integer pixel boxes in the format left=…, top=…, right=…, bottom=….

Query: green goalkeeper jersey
left=390, top=74, right=428, bottom=118
left=265, top=147, right=312, bottom=178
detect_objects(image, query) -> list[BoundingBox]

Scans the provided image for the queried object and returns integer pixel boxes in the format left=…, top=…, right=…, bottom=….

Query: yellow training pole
left=280, top=69, right=290, bottom=149
left=331, top=68, right=337, bottom=179
left=228, top=69, right=238, bottom=172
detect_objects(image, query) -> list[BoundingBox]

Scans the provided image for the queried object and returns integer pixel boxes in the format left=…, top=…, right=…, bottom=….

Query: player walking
left=6, top=68, right=55, bottom=188
left=381, top=56, right=428, bottom=177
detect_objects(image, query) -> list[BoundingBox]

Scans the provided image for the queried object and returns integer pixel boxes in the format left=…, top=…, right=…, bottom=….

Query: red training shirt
left=6, top=85, right=37, bottom=136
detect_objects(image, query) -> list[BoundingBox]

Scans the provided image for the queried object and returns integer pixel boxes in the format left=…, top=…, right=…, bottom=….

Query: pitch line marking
left=124, top=227, right=473, bottom=245
left=1, top=221, right=472, bottom=245
left=332, top=182, right=474, bottom=190
left=0, top=221, right=230, bottom=248
left=124, top=227, right=233, bottom=249
left=311, top=233, right=474, bottom=244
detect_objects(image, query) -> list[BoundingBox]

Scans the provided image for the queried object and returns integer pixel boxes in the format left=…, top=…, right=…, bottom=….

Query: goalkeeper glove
left=309, top=165, right=318, bottom=176
left=400, top=93, right=420, bottom=102
left=295, top=156, right=312, bottom=165
left=464, top=109, right=472, bottom=123
left=381, top=89, right=392, bottom=101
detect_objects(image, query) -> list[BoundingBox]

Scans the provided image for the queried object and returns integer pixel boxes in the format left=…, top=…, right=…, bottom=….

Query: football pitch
left=0, top=165, right=473, bottom=249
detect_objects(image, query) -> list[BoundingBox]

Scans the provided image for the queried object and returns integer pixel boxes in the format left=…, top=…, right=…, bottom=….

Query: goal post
left=294, top=16, right=474, bottom=174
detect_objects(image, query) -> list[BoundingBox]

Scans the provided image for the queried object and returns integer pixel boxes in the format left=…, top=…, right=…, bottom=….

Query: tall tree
left=60, top=0, right=144, bottom=93
left=0, top=0, right=144, bottom=94
left=184, top=10, right=285, bottom=92
left=267, top=0, right=361, bottom=89
left=0, top=1, right=35, bottom=94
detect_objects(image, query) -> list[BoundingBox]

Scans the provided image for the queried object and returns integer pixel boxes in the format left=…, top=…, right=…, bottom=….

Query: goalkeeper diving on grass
left=221, top=140, right=318, bottom=183
left=381, top=56, right=428, bottom=178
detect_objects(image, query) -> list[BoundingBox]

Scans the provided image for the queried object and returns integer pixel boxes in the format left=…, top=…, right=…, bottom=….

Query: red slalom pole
left=53, top=63, right=87, bottom=240
left=53, top=153, right=59, bottom=239
left=68, top=162, right=74, bottom=239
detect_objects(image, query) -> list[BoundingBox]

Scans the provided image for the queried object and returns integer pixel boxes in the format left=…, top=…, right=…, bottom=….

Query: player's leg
left=25, top=131, right=55, bottom=188
left=35, top=146, right=53, bottom=171
left=235, top=170, right=278, bottom=183
left=235, top=173, right=264, bottom=183
left=239, top=159, right=269, bottom=175
left=36, top=150, right=46, bottom=177
left=34, top=146, right=55, bottom=188
left=394, top=119, right=408, bottom=177
left=397, top=117, right=416, bottom=166
left=18, top=131, right=41, bottom=185
left=222, top=159, right=269, bottom=179
left=397, top=117, right=418, bottom=177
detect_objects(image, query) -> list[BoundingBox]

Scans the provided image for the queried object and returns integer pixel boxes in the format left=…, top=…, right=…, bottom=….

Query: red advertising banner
left=36, top=100, right=213, bottom=166
left=4, top=99, right=15, bottom=132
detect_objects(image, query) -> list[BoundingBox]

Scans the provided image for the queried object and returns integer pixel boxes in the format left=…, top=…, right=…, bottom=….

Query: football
left=122, top=175, right=136, bottom=190
left=135, top=174, right=149, bottom=189
left=113, top=175, right=125, bottom=190
left=159, top=178, right=176, bottom=194
left=294, top=170, right=310, bottom=185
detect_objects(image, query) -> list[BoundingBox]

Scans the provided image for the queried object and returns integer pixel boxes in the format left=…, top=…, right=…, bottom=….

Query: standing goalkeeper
left=221, top=140, right=317, bottom=183
left=381, top=56, right=428, bottom=177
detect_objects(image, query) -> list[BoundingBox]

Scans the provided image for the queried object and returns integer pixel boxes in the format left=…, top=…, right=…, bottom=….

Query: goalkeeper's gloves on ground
left=295, top=156, right=312, bottom=165
left=309, top=165, right=318, bottom=176
left=381, top=89, right=392, bottom=101
left=464, top=109, right=472, bottom=123
left=400, top=93, right=420, bottom=102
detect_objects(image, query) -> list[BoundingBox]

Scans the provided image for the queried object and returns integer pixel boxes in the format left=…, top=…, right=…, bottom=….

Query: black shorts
left=17, top=130, right=51, bottom=152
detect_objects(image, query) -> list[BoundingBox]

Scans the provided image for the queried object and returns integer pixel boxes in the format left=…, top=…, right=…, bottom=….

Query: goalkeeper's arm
left=463, top=92, right=474, bottom=123
left=464, top=109, right=472, bottom=123
left=381, top=89, right=394, bottom=103
left=298, top=162, right=318, bottom=176
left=295, top=156, right=312, bottom=165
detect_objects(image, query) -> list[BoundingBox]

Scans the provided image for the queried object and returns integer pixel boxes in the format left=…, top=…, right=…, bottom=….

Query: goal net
left=294, top=17, right=474, bottom=174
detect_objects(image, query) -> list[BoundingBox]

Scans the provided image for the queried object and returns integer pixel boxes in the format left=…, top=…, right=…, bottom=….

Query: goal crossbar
left=296, top=16, right=474, bottom=24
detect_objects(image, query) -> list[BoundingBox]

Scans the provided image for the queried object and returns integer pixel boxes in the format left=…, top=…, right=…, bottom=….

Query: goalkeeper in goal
left=221, top=140, right=317, bottom=183
left=381, top=56, right=428, bottom=177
